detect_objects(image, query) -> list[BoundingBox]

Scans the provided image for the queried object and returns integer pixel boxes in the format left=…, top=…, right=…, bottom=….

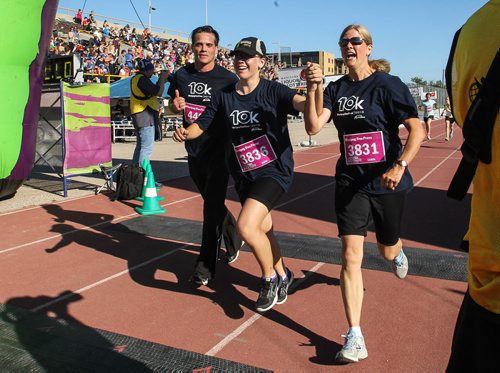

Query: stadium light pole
left=148, top=0, right=156, bottom=31
left=205, top=0, right=208, bottom=25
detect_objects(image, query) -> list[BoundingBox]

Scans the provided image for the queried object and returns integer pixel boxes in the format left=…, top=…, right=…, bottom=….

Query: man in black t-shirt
left=168, top=26, right=242, bottom=285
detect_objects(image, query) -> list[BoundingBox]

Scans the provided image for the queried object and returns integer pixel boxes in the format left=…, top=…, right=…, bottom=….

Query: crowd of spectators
left=50, top=10, right=282, bottom=83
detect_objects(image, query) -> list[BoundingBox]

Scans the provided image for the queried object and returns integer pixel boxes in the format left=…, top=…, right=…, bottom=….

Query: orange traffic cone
left=135, top=170, right=166, bottom=215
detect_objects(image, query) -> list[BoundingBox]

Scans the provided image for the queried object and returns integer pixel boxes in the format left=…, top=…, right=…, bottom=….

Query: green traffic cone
left=135, top=169, right=148, bottom=202
left=135, top=170, right=166, bottom=215
left=135, top=159, right=150, bottom=201
left=146, top=162, right=164, bottom=200
left=136, top=160, right=164, bottom=201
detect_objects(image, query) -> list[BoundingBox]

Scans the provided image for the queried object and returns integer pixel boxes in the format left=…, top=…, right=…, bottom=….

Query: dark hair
left=190, top=25, right=220, bottom=46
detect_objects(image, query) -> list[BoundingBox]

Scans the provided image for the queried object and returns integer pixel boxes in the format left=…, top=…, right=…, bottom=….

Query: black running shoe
left=277, top=267, right=294, bottom=304
left=255, top=276, right=280, bottom=312
left=190, top=261, right=212, bottom=286
left=191, top=273, right=209, bottom=286
left=225, top=240, right=244, bottom=264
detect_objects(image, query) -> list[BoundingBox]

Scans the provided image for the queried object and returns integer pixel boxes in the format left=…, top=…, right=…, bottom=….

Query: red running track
left=0, top=119, right=470, bottom=372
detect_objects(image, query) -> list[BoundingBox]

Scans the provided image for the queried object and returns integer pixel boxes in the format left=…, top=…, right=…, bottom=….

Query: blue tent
left=110, top=75, right=170, bottom=99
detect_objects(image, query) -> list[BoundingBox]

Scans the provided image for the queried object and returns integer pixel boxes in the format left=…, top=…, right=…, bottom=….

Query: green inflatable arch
left=0, top=0, right=59, bottom=199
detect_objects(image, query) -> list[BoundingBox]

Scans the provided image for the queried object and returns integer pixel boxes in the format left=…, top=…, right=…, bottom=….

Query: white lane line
left=0, top=151, right=339, bottom=255
left=0, top=194, right=98, bottom=217
left=205, top=262, right=325, bottom=356
left=0, top=194, right=202, bottom=254
left=205, top=140, right=461, bottom=356
left=19, top=138, right=458, bottom=352
left=295, top=154, right=340, bottom=170
left=276, top=182, right=336, bottom=209
left=414, top=147, right=461, bottom=187
left=31, top=242, right=194, bottom=312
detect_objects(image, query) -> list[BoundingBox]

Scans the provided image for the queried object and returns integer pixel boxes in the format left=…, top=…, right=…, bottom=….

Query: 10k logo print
left=188, top=82, right=211, bottom=95
left=230, top=110, right=259, bottom=126
left=338, top=96, right=364, bottom=112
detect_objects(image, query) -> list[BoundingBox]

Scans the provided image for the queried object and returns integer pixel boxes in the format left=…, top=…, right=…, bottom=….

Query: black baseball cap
left=138, top=59, right=154, bottom=71
left=230, top=37, right=266, bottom=57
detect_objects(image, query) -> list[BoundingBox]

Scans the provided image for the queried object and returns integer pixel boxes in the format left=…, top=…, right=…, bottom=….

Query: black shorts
left=447, top=290, right=500, bottom=372
left=424, top=115, right=434, bottom=122
left=235, top=177, right=284, bottom=212
left=335, top=182, right=409, bottom=245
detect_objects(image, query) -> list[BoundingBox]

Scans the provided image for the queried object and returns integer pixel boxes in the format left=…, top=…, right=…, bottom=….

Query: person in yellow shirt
left=446, top=1, right=500, bottom=371
left=130, top=59, right=167, bottom=165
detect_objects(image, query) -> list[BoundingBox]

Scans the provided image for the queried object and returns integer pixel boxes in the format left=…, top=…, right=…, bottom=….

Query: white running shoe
left=335, top=333, right=368, bottom=363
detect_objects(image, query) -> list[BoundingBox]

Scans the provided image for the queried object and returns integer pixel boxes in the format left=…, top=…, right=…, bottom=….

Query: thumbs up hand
left=172, top=89, right=186, bottom=112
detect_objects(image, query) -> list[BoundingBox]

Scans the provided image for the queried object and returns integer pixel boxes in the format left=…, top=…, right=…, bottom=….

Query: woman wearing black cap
left=173, top=36, right=323, bottom=312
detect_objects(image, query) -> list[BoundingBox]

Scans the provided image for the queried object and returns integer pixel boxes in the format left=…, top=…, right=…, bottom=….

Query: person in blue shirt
left=304, top=24, right=425, bottom=363
left=173, top=36, right=322, bottom=312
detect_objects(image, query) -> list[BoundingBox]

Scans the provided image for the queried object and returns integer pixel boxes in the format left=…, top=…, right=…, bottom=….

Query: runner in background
left=173, top=36, right=323, bottom=312
left=168, top=26, right=242, bottom=286
left=441, top=96, right=455, bottom=141
left=421, top=92, right=436, bottom=140
left=304, top=23, right=425, bottom=363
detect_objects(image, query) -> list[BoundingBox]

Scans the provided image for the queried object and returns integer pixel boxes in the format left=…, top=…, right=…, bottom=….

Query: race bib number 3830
left=343, top=131, right=386, bottom=165
left=234, top=135, right=277, bottom=172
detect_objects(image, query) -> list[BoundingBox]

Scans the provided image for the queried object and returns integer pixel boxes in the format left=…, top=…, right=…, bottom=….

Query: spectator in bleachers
left=118, top=64, right=130, bottom=79
left=73, top=9, right=82, bottom=25
left=125, top=48, right=135, bottom=70
left=53, top=12, right=282, bottom=84
left=117, top=49, right=126, bottom=66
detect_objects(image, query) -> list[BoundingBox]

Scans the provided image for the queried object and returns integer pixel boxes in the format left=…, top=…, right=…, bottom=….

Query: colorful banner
left=61, top=82, right=112, bottom=176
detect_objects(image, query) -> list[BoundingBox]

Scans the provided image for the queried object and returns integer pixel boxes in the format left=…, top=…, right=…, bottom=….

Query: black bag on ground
left=113, top=163, right=145, bottom=201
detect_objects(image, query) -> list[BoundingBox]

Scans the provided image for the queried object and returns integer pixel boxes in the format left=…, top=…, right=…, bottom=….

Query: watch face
left=398, top=160, right=408, bottom=167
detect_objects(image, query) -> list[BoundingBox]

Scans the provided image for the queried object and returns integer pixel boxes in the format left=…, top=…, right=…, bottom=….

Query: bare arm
left=302, top=62, right=330, bottom=135
left=304, top=85, right=331, bottom=135
left=381, top=117, right=426, bottom=190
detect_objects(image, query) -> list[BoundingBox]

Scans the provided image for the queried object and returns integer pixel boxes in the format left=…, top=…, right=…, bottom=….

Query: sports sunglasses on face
left=338, top=37, right=365, bottom=47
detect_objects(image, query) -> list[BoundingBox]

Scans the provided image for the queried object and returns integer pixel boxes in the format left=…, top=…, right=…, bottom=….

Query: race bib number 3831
left=234, top=135, right=277, bottom=172
left=343, top=131, right=386, bottom=165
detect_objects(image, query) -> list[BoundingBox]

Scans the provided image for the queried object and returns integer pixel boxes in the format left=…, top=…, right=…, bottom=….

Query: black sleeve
left=137, top=75, right=161, bottom=97
left=167, top=73, right=177, bottom=97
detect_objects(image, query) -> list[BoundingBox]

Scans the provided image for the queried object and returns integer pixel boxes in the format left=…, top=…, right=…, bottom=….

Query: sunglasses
left=338, top=37, right=365, bottom=47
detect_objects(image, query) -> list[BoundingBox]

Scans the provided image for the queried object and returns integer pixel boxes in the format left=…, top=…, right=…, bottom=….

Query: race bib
left=184, top=102, right=205, bottom=124
left=234, top=134, right=277, bottom=172
left=343, top=131, right=386, bottom=165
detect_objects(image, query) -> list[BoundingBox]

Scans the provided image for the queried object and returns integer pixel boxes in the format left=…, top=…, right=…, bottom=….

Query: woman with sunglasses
left=304, top=24, right=425, bottom=363
left=174, top=36, right=323, bottom=312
